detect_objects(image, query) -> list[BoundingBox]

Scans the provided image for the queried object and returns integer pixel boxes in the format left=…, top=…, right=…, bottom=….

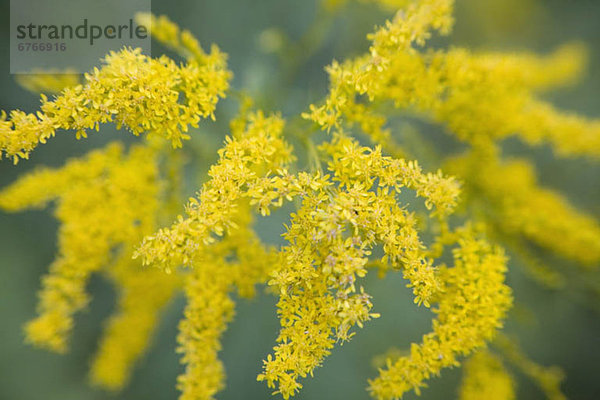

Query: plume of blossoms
left=0, top=1, right=596, bottom=400
left=458, top=350, right=515, bottom=400
left=0, top=44, right=230, bottom=163
left=0, top=142, right=180, bottom=391
left=305, top=0, right=600, bottom=284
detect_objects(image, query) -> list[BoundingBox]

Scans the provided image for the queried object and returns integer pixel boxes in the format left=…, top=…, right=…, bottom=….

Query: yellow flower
left=136, top=111, right=295, bottom=270
left=0, top=142, right=175, bottom=379
left=459, top=350, right=515, bottom=400
left=1, top=46, right=230, bottom=163
left=369, top=230, right=512, bottom=399
left=3, top=3, right=597, bottom=400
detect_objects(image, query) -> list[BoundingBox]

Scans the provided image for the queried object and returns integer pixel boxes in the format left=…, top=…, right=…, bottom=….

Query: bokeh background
left=1, top=0, right=599, bottom=399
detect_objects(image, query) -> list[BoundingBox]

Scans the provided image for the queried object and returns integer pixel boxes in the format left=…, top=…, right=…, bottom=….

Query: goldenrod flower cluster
left=458, top=350, right=515, bottom=400
left=448, top=149, right=600, bottom=268
left=176, top=206, right=277, bottom=400
left=0, top=1, right=597, bottom=400
left=307, top=0, right=600, bottom=283
left=0, top=141, right=180, bottom=391
left=307, top=1, right=600, bottom=160
left=369, top=231, right=512, bottom=399
left=1, top=44, right=230, bottom=163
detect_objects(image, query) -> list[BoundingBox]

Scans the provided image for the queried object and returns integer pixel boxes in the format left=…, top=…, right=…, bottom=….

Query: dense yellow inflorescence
left=177, top=205, right=277, bottom=400
left=448, top=148, right=600, bottom=267
left=369, top=230, right=512, bottom=399
left=458, top=350, right=515, bottom=400
left=257, top=133, right=462, bottom=398
left=0, top=142, right=180, bottom=391
left=306, top=0, right=599, bottom=280
left=178, top=263, right=235, bottom=400
left=307, top=0, right=600, bottom=159
left=136, top=111, right=296, bottom=270
left=1, top=1, right=598, bottom=400
left=1, top=45, right=230, bottom=163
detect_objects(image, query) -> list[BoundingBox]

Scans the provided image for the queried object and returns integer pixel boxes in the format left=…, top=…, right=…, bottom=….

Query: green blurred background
left=0, top=0, right=599, bottom=399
